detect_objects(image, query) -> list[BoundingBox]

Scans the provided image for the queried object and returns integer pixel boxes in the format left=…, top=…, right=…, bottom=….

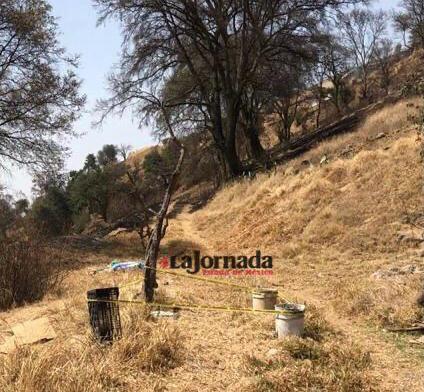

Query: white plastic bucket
left=275, top=303, right=305, bottom=338
left=252, top=288, right=278, bottom=310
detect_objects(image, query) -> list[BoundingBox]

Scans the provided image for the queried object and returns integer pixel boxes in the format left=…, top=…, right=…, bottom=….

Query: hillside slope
left=195, top=98, right=422, bottom=257
left=1, top=98, right=424, bottom=392
left=189, top=97, right=424, bottom=327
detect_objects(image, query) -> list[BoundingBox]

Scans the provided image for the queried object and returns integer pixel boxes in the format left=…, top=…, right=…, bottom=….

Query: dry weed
left=333, top=277, right=424, bottom=327
left=240, top=336, right=375, bottom=392
left=0, top=304, right=183, bottom=392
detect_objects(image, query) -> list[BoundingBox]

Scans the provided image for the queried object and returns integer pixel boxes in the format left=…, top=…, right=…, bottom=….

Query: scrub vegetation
left=1, top=0, right=424, bottom=391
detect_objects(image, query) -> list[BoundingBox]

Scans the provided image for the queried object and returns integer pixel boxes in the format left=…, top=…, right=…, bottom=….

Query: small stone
left=266, top=348, right=280, bottom=359
left=320, top=155, right=328, bottom=165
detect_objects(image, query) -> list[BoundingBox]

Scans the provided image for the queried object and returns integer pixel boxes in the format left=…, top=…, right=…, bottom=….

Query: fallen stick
left=387, top=325, right=424, bottom=332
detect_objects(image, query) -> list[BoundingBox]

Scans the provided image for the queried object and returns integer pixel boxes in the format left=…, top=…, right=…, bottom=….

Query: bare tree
left=309, top=61, right=326, bottom=128
left=0, top=0, right=85, bottom=171
left=94, top=0, right=361, bottom=178
left=393, top=12, right=411, bottom=49
left=138, top=95, right=185, bottom=303
left=118, top=144, right=132, bottom=161
left=339, top=8, right=387, bottom=99
left=373, top=38, right=394, bottom=95
left=397, top=0, right=424, bottom=48
left=265, top=64, right=305, bottom=143
left=322, top=36, right=351, bottom=113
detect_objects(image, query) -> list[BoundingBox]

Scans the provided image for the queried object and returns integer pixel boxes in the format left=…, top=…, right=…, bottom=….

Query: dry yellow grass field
left=1, top=98, right=424, bottom=391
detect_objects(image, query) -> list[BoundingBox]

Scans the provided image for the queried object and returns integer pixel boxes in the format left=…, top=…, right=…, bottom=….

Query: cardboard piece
left=0, top=335, right=17, bottom=354
left=0, top=317, right=56, bottom=353
left=11, top=317, right=56, bottom=345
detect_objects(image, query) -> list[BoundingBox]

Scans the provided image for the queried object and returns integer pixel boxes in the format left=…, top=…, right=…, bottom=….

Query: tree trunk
left=316, top=78, right=324, bottom=128
left=243, top=125, right=266, bottom=162
left=144, top=141, right=185, bottom=302
left=225, top=99, right=242, bottom=177
left=144, top=105, right=185, bottom=302
left=209, top=91, right=242, bottom=179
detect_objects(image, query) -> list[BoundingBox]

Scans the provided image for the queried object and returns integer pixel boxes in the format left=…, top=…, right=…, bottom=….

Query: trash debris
left=110, top=260, right=145, bottom=271
left=0, top=317, right=56, bottom=354
left=409, top=336, right=424, bottom=345
left=87, top=287, right=122, bottom=343
left=91, top=259, right=145, bottom=274
left=12, top=317, right=57, bottom=345
left=275, top=303, right=305, bottom=338
left=150, top=310, right=180, bottom=319
left=372, top=264, right=424, bottom=279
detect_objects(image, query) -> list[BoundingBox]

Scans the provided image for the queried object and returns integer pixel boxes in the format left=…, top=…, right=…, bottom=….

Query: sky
left=0, top=0, right=155, bottom=199
left=0, top=0, right=401, bottom=198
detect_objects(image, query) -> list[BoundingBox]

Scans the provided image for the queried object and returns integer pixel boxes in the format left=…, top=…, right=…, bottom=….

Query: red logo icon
left=159, top=256, right=169, bottom=269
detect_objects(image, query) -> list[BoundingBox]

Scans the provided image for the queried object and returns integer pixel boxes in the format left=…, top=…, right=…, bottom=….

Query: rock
left=105, top=227, right=129, bottom=238
left=266, top=348, right=280, bottom=360
left=409, top=335, right=424, bottom=345
left=372, top=264, right=424, bottom=279
left=150, top=310, right=179, bottom=319
left=82, top=214, right=111, bottom=238
left=320, top=155, right=328, bottom=165
left=397, top=229, right=424, bottom=244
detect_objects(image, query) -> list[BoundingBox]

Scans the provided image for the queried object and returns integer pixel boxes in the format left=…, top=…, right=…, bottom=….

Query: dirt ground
left=1, top=99, right=424, bottom=391
left=1, top=207, right=423, bottom=391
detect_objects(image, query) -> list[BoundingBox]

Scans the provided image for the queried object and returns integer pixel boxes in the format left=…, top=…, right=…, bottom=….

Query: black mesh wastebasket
left=87, top=287, right=122, bottom=342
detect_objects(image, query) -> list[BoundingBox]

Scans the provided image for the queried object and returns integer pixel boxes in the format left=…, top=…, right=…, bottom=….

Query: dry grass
left=185, top=98, right=424, bottom=390
left=333, top=276, right=424, bottom=328
left=195, top=136, right=421, bottom=260
left=0, top=302, right=183, bottom=392
left=296, top=96, right=422, bottom=165
left=1, top=97, right=424, bottom=391
left=240, top=339, right=375, bottom=392
left=194, top=98, right=423, bottom=257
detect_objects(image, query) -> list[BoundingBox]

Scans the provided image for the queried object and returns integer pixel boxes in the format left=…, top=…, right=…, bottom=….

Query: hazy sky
left=0, top=0, right=401, bottom=198
left=0, top=0, right=154, bottom=198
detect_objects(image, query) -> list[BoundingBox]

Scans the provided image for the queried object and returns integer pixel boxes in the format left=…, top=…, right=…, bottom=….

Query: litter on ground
left=0, top=317, right=56, bottom=354
left=90, top=259, right=145, bottom=274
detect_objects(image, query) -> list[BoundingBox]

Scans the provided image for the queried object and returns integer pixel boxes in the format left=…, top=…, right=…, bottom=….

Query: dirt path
left=168, top=207, right=424, bottom=391
left=1, top=207, right=424, bottom=391
left=298, top=287, right=424, bottom=391
left=168, top=206, right=212, bottom=253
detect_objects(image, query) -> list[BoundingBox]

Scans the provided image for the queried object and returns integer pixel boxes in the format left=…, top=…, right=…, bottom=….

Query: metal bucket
left=252, top=288, right=278, bottom=310
left=275, top=303, right=305, bottom=338
left=87, top=287, right=122, bottom=342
